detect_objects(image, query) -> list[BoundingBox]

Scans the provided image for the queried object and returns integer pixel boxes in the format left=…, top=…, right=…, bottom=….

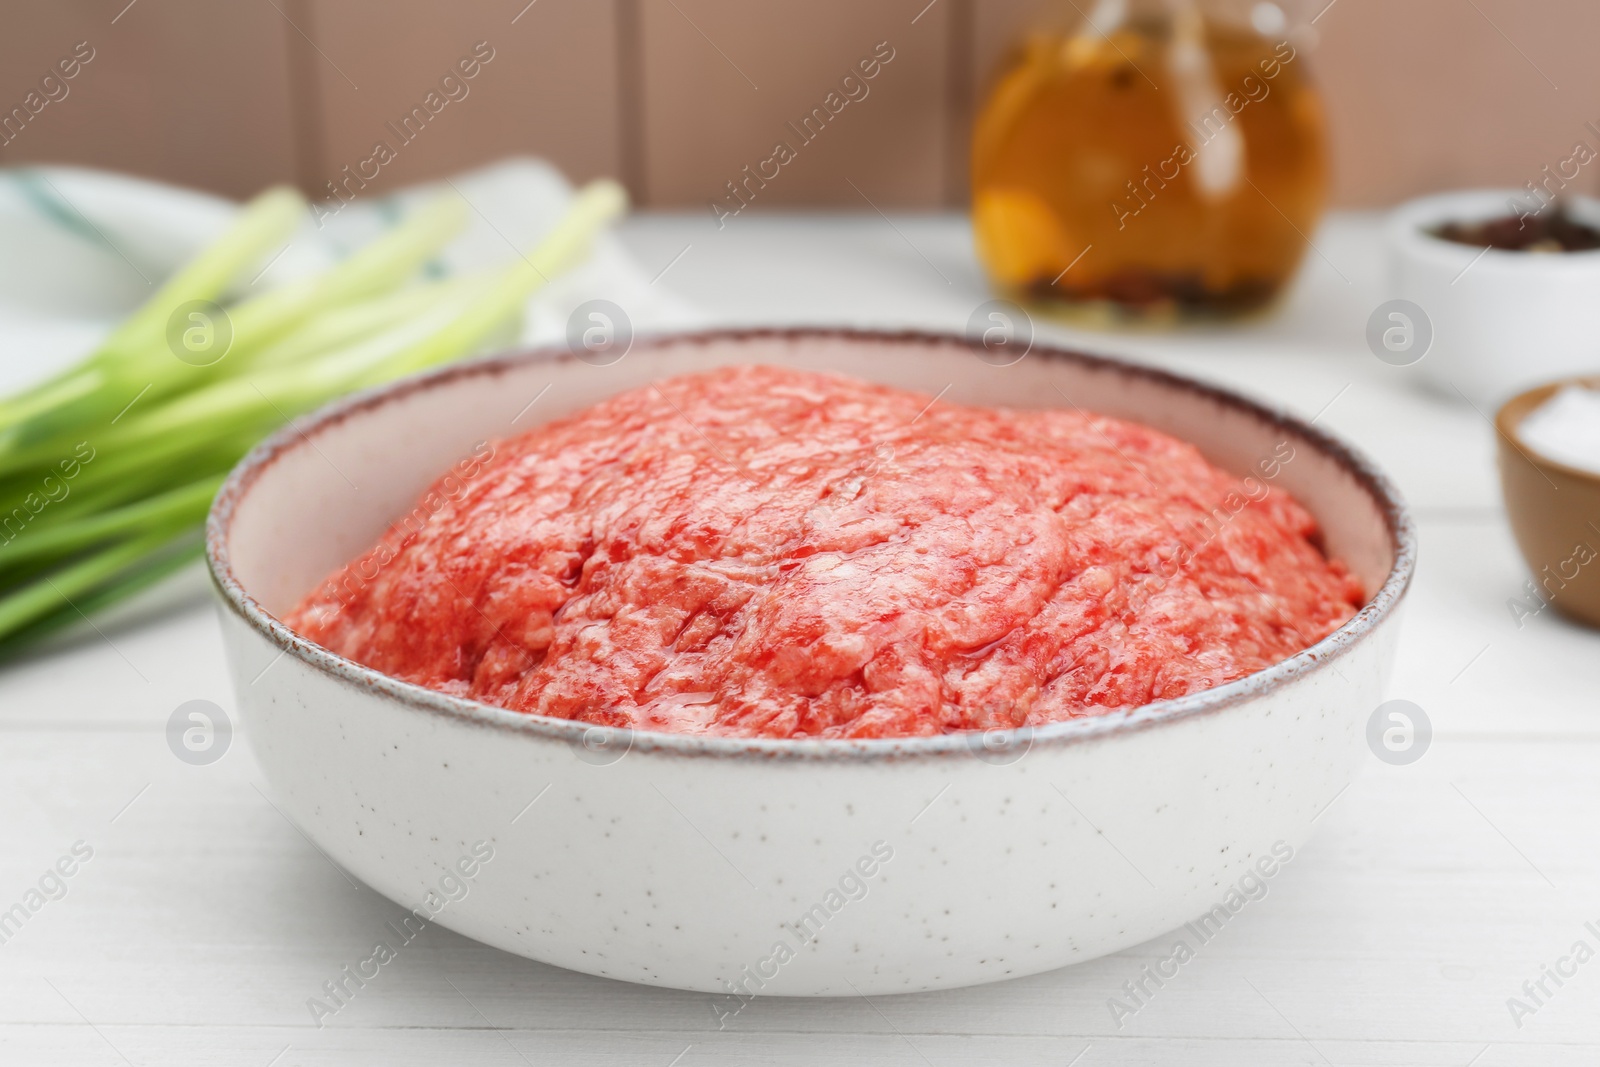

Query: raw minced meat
left=285, top=365, right=1363, bottom=738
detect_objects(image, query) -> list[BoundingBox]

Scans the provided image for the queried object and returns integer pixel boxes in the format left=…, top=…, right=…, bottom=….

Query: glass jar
left=971, top=0, right=1327, bottom=320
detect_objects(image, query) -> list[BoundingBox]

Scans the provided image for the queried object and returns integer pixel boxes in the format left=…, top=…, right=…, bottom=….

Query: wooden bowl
left=1496, top=376, right=1600, bottom=629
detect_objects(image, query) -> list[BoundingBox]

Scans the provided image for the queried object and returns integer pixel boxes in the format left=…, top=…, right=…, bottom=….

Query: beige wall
left=2, top=0, right=1595, bottom=210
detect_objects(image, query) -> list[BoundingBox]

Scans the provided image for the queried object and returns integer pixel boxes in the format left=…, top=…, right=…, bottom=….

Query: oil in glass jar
left=971, top=0, right=1328, bottom=320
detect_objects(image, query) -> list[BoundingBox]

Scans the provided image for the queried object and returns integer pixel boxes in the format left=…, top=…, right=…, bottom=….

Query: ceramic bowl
left=1496, top=376, right=1600, bottom=629
left=206, top=329, right=1415, bottom=997
left=1386, top=190, right=1600, bottom=407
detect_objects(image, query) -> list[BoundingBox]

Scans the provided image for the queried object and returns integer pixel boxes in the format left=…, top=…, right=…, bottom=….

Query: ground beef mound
left=285, top=365, right=1363, bottom=738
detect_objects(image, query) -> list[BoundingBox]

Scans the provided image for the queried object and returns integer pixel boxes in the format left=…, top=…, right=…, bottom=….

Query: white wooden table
left=2, top=212, right=1597, bottom=1066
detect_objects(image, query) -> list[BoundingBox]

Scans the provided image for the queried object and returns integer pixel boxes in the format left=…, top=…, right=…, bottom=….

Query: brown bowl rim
left=205, top=327, right=1417, bottom=762
left=1495, top=375, right=1600, bottom=488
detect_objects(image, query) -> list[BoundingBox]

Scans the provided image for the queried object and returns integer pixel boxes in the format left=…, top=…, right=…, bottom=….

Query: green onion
left=0, top=476, right=221, bottom=570
left=0, top=178, right=628, bottom=654
left=0, top=187, right=307, bottom=449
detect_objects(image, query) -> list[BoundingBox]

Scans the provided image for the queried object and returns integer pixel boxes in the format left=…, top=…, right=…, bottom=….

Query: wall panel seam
left=282, top=0, right=328, bottom=198
left=945, top=0, right=973, bottom=207
left=616, top=0, right=647, bottom=204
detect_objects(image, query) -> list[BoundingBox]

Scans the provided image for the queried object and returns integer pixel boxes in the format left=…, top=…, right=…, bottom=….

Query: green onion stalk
left=0, top=178, right=628, bottom=653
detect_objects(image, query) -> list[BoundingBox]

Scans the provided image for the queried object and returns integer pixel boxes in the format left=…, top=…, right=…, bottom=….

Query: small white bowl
left=206, top=329, right=1414, bottom=996
left=1386, top=190, right=1600, bottom=407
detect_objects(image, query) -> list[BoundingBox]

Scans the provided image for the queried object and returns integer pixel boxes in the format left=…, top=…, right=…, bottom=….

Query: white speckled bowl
left=207, top=329, right=1413, bottom=997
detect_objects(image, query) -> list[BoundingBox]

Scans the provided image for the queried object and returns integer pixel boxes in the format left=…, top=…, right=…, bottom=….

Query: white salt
left=1518, top=385, right=1600, bottom=476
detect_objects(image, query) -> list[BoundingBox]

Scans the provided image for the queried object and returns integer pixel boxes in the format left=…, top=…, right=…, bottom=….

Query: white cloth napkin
left=0, top=156, right=698, bottom=397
